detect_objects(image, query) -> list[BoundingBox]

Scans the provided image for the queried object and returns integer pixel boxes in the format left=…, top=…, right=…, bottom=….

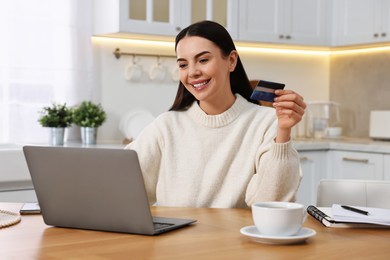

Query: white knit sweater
left=126, top=94, right=302, bottom=208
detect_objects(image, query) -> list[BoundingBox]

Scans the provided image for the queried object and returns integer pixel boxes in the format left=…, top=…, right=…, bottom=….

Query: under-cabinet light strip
left=330, top=45, right=390, bottom=55
left=236, top=46, right=330, bottom=56
left=92, top=36, right=390, bottom=56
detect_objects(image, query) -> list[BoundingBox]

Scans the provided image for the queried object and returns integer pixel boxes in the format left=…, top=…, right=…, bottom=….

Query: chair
left=316, top=179, right=390, bottom=209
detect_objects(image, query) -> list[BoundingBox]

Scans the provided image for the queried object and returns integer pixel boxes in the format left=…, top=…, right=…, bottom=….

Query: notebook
left=23, top=146, right=196, bottom=235
left=307, top=205, right=390, bottom=228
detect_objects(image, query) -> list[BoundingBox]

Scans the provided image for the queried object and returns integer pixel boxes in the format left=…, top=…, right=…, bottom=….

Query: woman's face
left=176, top=36, right=237, bottom=109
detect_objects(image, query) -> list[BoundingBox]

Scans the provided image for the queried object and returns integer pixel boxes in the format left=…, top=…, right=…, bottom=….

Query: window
left=0, top=0, right=94, bottom=143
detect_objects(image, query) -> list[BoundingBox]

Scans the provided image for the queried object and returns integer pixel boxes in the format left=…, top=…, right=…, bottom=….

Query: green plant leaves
left=38, top=103, right=73, bottom=128
left=38, top=101, right=107, bottom=128
left=72, top=101, right=107, bottom=128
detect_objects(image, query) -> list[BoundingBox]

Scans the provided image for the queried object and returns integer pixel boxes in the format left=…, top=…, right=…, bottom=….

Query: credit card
left=250, top=80, right=285, bottom=102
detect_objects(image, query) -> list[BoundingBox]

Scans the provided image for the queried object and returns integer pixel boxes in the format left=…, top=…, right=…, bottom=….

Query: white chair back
left=316, top=179, right=390, bottom=209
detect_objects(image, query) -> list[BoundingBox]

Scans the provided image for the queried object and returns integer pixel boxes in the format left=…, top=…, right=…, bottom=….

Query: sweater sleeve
left=245, top=127, right=302, bottom=207
left=124, top=120, right=163, bottom=205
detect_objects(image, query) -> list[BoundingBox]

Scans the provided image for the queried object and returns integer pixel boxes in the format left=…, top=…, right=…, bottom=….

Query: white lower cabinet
left=296, top=149, right=388, bottom=207
left=296, top=151, right=328, bottom=207
left=329, top=151, right=384, bottom=180
left=384, top=155, right=390, bottom=180
left=0, top=189, right=37, bottom=203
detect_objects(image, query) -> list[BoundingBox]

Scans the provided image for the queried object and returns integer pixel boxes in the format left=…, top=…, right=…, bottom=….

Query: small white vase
left=81, top=127, right=97, bottom=145
left=49, top=127, right=65, bottom=146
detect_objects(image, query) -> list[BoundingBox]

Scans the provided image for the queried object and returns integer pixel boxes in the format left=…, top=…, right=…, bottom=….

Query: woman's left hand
left=273, top=89, right=306, bottom=142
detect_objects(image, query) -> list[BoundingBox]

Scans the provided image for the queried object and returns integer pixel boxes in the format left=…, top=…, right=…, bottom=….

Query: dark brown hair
left=169, top=20, right=257, bottom=111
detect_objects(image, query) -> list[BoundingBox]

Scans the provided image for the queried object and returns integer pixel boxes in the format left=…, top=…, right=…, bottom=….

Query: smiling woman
left=0, top=0, right=94, bottom=144
left=125, top=20, right=306, bottom=209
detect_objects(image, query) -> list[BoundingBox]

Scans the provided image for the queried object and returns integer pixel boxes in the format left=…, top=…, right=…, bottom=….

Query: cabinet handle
left=285, top=35, right=291, bottom=40
left=300, top=156, right=309, bottom=161
left=279, top=35, right=284, bottom=39
left=176, top=26, right=181, bottom=31
left=342, top=157, right=369, bottom=164
left=382, top=32, right=387, bottom=37
left=374, top=33, right=379, bottom=37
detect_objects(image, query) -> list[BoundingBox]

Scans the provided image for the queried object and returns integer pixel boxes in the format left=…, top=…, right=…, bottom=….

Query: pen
left=341, top=205, right=369, bottom=215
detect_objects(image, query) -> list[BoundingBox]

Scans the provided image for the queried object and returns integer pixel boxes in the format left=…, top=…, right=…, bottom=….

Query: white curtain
left=0, top=0, right=94, bottom=143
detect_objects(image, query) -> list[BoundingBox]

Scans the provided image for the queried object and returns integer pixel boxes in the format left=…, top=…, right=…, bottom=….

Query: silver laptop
left=23, top=146, right=196, bottom=235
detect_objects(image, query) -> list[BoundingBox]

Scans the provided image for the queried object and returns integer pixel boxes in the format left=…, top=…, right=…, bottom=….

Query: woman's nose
left=188, top=65, right=201, bottom=78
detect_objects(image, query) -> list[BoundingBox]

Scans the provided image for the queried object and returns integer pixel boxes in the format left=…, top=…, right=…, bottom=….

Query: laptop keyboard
left=153, top=222, right=174, bottom=230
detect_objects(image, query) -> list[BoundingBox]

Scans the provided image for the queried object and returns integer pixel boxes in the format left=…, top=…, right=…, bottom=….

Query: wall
left=239, top=50, right=329, bottom=102
left=92, top=38, right=178, bottom=143
left=330, top=50, right=390, bottom=137
left=93, top=38, right=330, bottom=143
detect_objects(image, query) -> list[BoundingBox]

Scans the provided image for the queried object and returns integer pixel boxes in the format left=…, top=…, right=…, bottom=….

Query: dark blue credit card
left=250, top=80, right=285, bottom=102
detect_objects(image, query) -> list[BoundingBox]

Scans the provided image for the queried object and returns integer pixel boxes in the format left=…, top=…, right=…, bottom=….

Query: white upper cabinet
left=94, top=0, right=184, bottom=37
left=184, top=0, right=239, bottom=39
left=95, top=0, right=390, bottom=47
left=238, top=0, right=330, bottom=46
left=332, top=0, right=390, bottom=46
left=94, top=0, right=238, bottom=38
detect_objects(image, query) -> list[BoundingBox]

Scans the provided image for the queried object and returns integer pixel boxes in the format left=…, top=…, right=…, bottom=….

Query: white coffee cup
left=171, top=66, right=179, bottom=82
left=149, top=64, right=166, bottom=82
left=125, top=63, right=143, bottom=82
left=251, top=201, right=306, bottom=236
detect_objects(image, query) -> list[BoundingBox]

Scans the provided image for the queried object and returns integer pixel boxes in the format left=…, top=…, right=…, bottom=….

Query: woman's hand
left=272, top=89, right=306, bottom=143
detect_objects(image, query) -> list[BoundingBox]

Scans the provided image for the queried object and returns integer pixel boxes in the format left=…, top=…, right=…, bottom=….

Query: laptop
left=23, top=146, right=196, bottom=235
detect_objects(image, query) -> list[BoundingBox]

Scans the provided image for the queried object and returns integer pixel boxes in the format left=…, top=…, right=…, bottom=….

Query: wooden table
left=1, top=203, right=390, bottom=259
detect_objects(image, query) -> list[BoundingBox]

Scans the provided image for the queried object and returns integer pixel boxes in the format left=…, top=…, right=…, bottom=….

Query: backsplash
left=94, top=38, right=330, bottom=143
left=94, top=37, right=390, bottom=141
left=330, top=50, right=390, bottom=138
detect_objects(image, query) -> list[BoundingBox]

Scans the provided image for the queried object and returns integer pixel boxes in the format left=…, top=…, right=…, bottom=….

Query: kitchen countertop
left=293, top=137, right=390, bottom=154
left=1, top=139, right=390, bottom=193
left=3, top=138, right=390, bottom=154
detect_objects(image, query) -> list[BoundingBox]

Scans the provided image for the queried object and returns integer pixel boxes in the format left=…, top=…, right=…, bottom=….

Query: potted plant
left=38, top=103, right=73, bottom=145
left=72, top=101, right=107, bottom=144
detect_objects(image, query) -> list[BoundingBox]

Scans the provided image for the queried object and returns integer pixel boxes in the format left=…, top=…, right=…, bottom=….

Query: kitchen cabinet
left=296, top=151, right=328, bottom=207
left=187, top=0, right=239, bottom=39
left=238, top=0, right=330, bottom=46
left=295, top=140, right=390, bottom=206
left=94, top=0, right=238, bottom=38
left=94, top=0, right=390, bottom=47
left=0, top=190, right=37, bottom=203
left=384, top=155, right=390, bottom=180
left=94, top=0, right=184, bottom=37
left=329, top=151, right=384, bottom=180
left=332, top=0, right=390, bottom=46
left=0, top=149, right=37, bottom=202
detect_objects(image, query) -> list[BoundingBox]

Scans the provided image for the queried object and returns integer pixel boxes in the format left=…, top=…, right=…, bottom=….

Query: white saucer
left=240, top=226, right=316, bottom=245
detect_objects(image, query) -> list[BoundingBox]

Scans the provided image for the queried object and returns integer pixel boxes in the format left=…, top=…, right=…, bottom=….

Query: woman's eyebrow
left=177, top=51, right=211, bottom=62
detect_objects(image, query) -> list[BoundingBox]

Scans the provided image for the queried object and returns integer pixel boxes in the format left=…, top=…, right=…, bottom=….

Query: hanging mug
left=149, top=63, right=166, bottom=82
left=171, top=66, right=179, bottom=82
left=124, top=63, right=143, bottom=82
